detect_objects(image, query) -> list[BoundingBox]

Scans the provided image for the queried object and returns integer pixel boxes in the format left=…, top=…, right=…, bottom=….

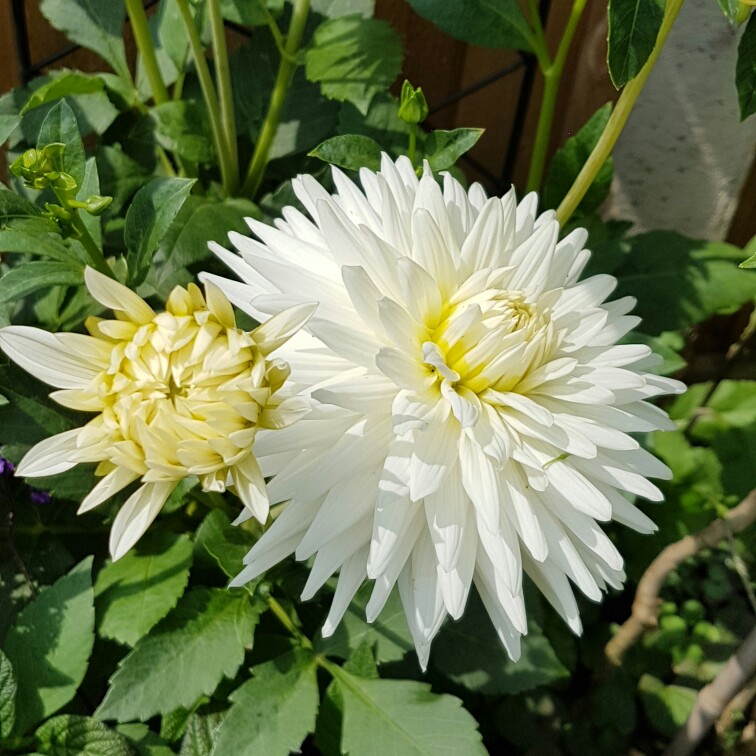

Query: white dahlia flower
left=0, top=268, right=314, bottom=559
left=204, top=155, right=685, bottom=667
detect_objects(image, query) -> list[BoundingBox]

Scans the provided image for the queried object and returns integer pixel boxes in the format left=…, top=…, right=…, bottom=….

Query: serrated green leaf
left=423, top=128, right=484, bottom=172
left=334, top=669, right=487, bottom=756
left=22, top=74, right=106, bottom=114
left=211, top=649, right=319, bottom=756
left=4, top=557, right=94, bottom=735
left=39, top=0, right=129, bottom=80
left=95, top=531, right=194, bottom=647
left=97, top=589, right=260, bottom=722
left=403, top=0, right=532, bottom=51
left=0, top=187, right=42, bottom=224
left=310, top=134, right=383, bottom=171
left=124, top=177, right=195, bottom=287
left=150, top=196, right=259, bottom=294
left=34, top=715, right=133, bottom=756
left=117, top=723, right=174, bottom=756
left=736, top=13, right=756, bottom=120
left=37, top=101, right=86, bottom=187
left=316, top=584, right=413, bottom=663
left=0, top=262, right=82, bottom=305
left=179, top=712, right=224, bottom=756
left=638, top=674, right=697, bottom=737
left=431, top=595, right=568, bottom=695
left=194, top=510, right=256, bottom=581
left=610, top=232, right=756, bottom=335
left=543, top=104, right=613, bottom=213
left=150, top=101, right=215, bottom=164
left=0, top=648, right=17, bottom=739
left=337, top=93, right=409, bottom=156
left=607, top=0, right=665, bottom=88
left=305, top=17, right=403, bottom=115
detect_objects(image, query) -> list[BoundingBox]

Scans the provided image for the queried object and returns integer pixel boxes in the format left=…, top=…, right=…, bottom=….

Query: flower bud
left=398, top=80, right=429, bottom=125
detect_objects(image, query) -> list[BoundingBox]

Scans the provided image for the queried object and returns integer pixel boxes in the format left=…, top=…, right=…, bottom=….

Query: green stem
left=242, top=0, right=311, bottom=198
left=267, top=595, right=313, bottom=648
left=175, top=0, right=236, bottom=196
left=53, top=188, right=113, bottom=277
left=555, top=0, right=686, bottom=225
left=256, top=0, right=295, bottom=61
left=524, top=0, right=552, bottom=73
left=208, top=0, right=239, bottom=191
left=408, top=123, right=417, bottom=166
left=525, top=0, right=588, bottom=193
left=125, top=0, right=170, bottom=105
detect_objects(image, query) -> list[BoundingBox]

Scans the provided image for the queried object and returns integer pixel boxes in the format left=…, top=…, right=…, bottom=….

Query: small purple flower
left=29, top=488, right=51, bottom=505
left=0, top=456, right=15, bottom=476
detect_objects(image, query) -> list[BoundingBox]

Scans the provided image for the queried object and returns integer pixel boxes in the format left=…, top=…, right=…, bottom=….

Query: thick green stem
left=175, top=0, right=236, bottom=196
left=556, top=0, right=686, bottom=225
left=242, top=0, right=311, bottom=198
left=526, top=0, right=588, bottom=193
left=125, top=0, right=170, bottom=105
left=208, top=0, right=239, bottom=190
left=408, top=124, right=417, bottom=166
left=524, top=0, right=552, bottom=72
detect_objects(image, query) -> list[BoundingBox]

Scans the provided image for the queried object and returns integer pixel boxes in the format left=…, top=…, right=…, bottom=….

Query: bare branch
left=604, top=489, right=756, bottom=668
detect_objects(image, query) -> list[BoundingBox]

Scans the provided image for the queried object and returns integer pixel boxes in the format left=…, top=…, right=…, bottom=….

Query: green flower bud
left=398, top=80, right=429, bottom=125
left=735, top=2, right=751, bottom=24
left=84, top=194, right=113, bottom=216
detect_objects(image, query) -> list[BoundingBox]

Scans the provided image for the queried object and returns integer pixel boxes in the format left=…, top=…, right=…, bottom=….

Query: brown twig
left=665, top=626, right=756, bottom=756
left=715, top=674, right=756, bottom=741
left=604, top=489, right=756, bottom=668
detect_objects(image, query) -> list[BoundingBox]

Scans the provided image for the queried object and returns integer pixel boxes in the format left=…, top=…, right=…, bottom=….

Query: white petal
left=78, top=466, right=140, bottom=513
left=253, top=302, right=318, bottom=354
left=16, top=428, right=83, bottom=477
left=321, top=545, right=369, bottom=637
left=110, top=481, right=175, bottom=560
left=84, top=267, right=155, bottom=324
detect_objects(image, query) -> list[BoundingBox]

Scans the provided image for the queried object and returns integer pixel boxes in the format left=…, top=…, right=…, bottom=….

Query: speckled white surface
left=607, top=0, right=756, bottom=239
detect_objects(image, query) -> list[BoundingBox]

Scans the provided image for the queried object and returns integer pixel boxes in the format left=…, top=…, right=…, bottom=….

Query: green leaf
left=96, top=146, right=152, bottom=215
left=607, top=0, right=665, bottom=88
left=22, top=73, right=106, bottom=114
left=0, top=228, right=78, bottom=263
left=37, top=101, right=86, bottom=186
left=211, top=649, right=319, bottom=756
left=638, top=674, right=697, bottom=737
left=334, top=669, right=487, bottom=756
left=39, top=0, right=129, bottom=80
left=150, top=196, right=260, bottom=293
left=0, top=187, right=42, bottom=224
left=97, top=589, right=260, bottom=722
left=151, top=101, right=215, bottom=164
left=624, top=331, right=686, bottom=376
left=95, top=531, right=194, bottom=647
left=316, top=584, right=413, bottom=663
left=194, top=510, right=256, bottom=581
left=431, top=595, right=569, bottom=695
left=311, top=0, right=374, bottom=17
left=543, top=104, right=613, bottom=213
left=179, top=712, right=224, bottom=756
left=423, top=128, right=484, bottom=172
left=3, top=557, right=94, bottom=735
left=76, top=158, right=103, bottom=250
left=609, top=232, right=756, bottom=335
left=337, top=93, right=409, bottom=156
left=0, top=648, right=17, bottom=739
left=221, top=0, right=283, bottom=25
left=403, top=0, right=532, bottom=51
left=0, top=262, right=82, bottom=305
left=305, top=17, right=403, bottom=115
left=124, top=177, right=196, bottom=286
left=309, top=135, right=383, bottom=171
left=34, top=715, right=133, bottom=755
left=736, top=13, right=756, bottom=120
left=117, top=723, right=174, bottom=756
left=718, top=0, right=741, bottom=22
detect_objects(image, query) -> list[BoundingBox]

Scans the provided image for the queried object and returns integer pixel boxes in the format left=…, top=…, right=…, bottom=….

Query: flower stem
left=208, top=0, right=239, bottom=190
left=267, top=595, right=313, bottom=648
left=408, top=123, right=417, bottom=166
left=526, top=0, right=588, bottom=193
left=52, top=187, right=113, bottom=277
left=524, top=0, right=552, bottom=73
left=125, top=0, right=170, bottom=106
left=555, top=0, right=686, bottom=226
left=242, top=0, right=311, bottom=198
left=175, top=0, right=236, bottom=196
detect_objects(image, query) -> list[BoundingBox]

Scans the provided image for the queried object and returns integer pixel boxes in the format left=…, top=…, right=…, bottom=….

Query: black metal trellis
left=9, top=0, right=551, bottom=192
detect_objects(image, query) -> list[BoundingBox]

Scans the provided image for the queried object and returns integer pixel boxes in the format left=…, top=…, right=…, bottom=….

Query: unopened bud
left=398, top=80, right=429, bottom=125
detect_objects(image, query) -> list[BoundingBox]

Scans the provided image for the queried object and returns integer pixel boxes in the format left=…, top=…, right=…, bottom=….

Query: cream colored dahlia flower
left=0, top=268, right=314, bottom=559
left=204, top=155, right=685, bottom=667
